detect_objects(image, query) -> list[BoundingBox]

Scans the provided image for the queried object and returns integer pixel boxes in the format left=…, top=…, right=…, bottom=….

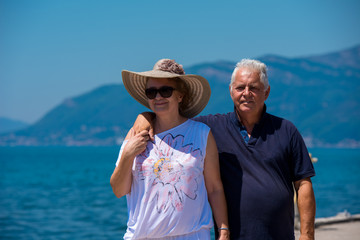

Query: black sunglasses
left=145, top=86, right=175, bottom=99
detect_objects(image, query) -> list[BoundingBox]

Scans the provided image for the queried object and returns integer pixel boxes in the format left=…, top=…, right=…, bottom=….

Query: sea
left=1, top=146, right=359, bottom=239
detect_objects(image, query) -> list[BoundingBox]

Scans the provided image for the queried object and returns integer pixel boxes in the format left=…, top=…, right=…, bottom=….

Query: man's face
left=230, top=67, right=270, bottom=116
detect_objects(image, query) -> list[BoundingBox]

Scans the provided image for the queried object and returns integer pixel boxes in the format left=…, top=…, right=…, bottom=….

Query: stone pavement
left=295, top=221, right=360, bottom=240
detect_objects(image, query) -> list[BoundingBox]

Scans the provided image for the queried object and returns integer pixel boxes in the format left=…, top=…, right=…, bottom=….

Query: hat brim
left=121, top=69, right=211, bottom=118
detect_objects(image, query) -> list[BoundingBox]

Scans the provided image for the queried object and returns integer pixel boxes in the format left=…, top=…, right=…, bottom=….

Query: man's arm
left=132, top=112, right=155, bottom=140
left=294, top=177, right=316, bottom=240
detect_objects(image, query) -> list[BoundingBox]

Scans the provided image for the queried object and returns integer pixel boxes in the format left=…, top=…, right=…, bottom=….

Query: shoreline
left=315, top=211, right=360, bottom=227
left=295, top=211, right=360, bottom=239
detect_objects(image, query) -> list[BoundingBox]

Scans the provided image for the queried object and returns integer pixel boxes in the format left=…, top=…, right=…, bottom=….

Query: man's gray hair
left=230, top=59, right=269, bottom=90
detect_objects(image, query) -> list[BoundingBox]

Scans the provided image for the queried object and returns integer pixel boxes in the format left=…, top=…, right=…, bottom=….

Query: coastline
left=295, top=211, right=360, bottom=239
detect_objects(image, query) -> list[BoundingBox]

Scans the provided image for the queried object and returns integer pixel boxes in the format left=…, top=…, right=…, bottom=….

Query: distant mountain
left=1, top=45, right=359, bottom=147
left=0, top=85, right=148, bottom=146
left=0, top=117, right=29, bottom=134
left=305, top=44, right=360, bottom=69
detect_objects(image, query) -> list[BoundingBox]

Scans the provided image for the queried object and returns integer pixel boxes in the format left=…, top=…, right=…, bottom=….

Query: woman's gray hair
left=230, top=59, right=269, bottom=90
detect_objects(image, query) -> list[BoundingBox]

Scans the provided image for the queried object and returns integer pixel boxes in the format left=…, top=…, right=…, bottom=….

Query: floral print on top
left=136, top=133, right=202, bottom=213
left=117, top=119, right=213, bottom=239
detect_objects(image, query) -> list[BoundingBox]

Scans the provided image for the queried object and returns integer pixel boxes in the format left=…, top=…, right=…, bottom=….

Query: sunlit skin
left=146, top=78, right=183, bottom=118
left=230, top=68, right=270, bottom=135
left=145, top=78, right=189, bottom=134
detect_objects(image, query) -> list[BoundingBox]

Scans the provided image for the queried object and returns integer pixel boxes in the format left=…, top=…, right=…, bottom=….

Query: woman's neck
left=154, top=113, right=187, bottom=134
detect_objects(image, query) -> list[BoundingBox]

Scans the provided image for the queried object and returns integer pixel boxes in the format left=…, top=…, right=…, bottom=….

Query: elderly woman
left=110, top=59, right=229, bottom=240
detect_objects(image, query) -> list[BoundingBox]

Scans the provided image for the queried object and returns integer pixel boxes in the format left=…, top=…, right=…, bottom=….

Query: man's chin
left=239, top=105, right=254, bottom=112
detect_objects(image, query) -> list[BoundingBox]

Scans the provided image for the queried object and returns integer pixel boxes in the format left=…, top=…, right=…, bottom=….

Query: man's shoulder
left=265, top=112, right=296, bottom=128
left=264, top=112, right=300, bottom=138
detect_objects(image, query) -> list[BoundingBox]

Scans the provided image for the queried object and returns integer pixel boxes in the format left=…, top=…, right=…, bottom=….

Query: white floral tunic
left=116, top=120, right=213, bottom=239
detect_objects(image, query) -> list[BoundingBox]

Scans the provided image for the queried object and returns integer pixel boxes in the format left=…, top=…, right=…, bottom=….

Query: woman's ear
left=177, top=92, right=184, bottom=103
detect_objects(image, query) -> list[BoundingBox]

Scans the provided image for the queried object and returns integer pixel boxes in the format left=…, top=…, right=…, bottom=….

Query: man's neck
left=236, top=108, right=264, bottom=136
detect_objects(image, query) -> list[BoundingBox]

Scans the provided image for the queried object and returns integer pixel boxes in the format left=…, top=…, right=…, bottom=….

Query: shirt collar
left=230, top=104, right=268, bottom=128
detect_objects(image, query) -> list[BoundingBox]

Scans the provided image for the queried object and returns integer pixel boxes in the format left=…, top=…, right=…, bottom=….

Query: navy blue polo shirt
left=194, top=107, right=315, bottom=240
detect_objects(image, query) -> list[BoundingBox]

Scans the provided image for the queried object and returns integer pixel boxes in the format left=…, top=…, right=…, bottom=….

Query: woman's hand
left=218, top=229, right=230, bottom=240
left=123, top=129, right=150, bottom=158
left=110, top=129, right=150, bottom=198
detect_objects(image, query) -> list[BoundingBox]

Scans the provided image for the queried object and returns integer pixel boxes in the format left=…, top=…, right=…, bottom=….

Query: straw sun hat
left=121, top=59, right=211, bottom=118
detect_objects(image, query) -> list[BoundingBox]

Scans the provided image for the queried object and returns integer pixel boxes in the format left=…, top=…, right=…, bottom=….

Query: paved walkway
left=295, top=221, right=360, bottom=240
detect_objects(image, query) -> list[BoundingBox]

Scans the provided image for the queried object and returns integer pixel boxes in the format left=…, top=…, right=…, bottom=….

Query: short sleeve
left=192, top=114, right=211, bottom=125
left=290, top=129, right=315, bottom=181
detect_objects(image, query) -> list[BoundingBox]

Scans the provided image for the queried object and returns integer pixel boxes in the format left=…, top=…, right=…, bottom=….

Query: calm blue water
left=0, top=147, right=359, bottom=239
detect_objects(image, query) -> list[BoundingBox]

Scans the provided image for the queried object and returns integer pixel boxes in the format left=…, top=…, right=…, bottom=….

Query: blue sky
left=1, top=0, right=360, bottom=123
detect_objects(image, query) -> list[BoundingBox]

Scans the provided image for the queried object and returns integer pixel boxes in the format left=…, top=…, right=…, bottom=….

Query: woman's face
left=146, top=78, right=183, bottom=116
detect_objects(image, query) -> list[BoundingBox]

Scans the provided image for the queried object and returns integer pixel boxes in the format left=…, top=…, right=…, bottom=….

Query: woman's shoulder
left=187, top=119, right=211, bottom=130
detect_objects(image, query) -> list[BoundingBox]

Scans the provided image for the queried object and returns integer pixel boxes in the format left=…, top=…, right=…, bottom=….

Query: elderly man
left=133, top=59, right=316, bottom=240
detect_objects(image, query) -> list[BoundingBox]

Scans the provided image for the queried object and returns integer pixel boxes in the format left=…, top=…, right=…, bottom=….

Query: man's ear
left=265, top=86, right=270, bottom=100
left=229, top=85, right=234, bottom=101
